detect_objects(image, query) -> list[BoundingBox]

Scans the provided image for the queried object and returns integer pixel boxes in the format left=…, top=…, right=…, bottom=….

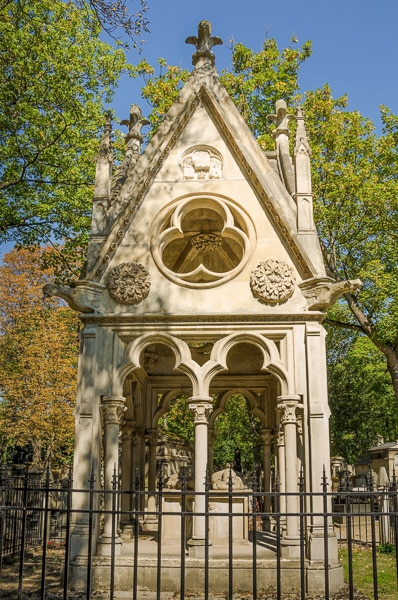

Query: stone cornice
left=78, top=312, right=326, bottom=327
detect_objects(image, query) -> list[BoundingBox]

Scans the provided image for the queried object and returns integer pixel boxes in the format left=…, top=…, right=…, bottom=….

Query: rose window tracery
left=151, top=196, right=255, bottom=288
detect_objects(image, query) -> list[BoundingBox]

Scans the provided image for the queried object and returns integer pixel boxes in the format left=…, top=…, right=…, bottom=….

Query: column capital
left=101, top=395, right=126, bottom=425
left=277, top=396, right=303, bottom=425
left=121, top=419, right=135, bottom=439
left=260, top=428, right=273, bottom=445
left=146, top=428, right=158, bottom=446
left=189, top=400, right=213, bottom=424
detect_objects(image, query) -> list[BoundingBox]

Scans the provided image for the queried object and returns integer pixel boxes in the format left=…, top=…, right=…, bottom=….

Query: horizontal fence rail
left=1, top=469, right=398, bottom=599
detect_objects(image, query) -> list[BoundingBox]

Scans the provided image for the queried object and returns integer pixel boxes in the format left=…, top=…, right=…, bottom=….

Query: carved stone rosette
left=250, top=259, right=295, bottom=304
left=107, top=262, right=151, bottom=305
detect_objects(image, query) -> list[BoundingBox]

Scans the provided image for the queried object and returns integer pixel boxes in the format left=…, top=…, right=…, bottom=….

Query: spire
left=294, top=106, right=315, bottom=235
left=294, top=106, right=311, bottom=158
left=110, top=105, right=149, bottom=203
left=186, top=20, right=222, bottom=68
left=94, top=112, right=113, bottom=200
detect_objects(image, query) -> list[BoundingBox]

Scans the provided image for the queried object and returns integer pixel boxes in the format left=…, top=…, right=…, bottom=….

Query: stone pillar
left=97, top=395, right=126, bottom=555
left=69, top=324, right=102, bottom=587
left=120, top=420, right=135, bottom=538
left=276, top=425, right=286, bottom=520
left=277, top=395, right=303, bottom=558
left=145, top=429, right=158, bottom=531
left=187, top=397, right=213, bottom=557
left=261, top=429, right=273, bottom=522
left=208, top=429, right=215, bottom=474
left=305, top=323, right=338, bottom=565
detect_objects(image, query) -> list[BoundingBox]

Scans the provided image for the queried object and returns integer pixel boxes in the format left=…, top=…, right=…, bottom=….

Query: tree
left=82, top=0, right=149, bottom=47
left=0, top=247, right=79, bottom=468
left=303, top=89, right=398, bottom=401
left=131, top=38, right=398, bottom=407
left=326, top=307, right=398, bottom=463
left=158, top=394, right=262, bottom=474
left=0, top=0, right=140, bottom=278
left=213, top=395, right=262, bottom=474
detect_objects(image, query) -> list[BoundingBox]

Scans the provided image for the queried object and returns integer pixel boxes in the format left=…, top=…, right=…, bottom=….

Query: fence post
left=40, top=466, right=51, bottom=600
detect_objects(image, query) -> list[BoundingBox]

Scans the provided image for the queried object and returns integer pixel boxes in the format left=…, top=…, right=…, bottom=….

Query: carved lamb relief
left=181, top=146, right=223, bottom=180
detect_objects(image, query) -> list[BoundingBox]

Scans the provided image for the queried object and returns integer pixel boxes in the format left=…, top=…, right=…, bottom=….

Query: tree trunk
left=343, top=291, right=398, bottom=403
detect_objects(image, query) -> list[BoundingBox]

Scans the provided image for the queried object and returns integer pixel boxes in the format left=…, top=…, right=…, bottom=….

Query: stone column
left=276, top=425, right=286, bottom=531
left=187, top=398, right=213, bottom=557
left=277, top=395, right=303, bottom=558
left=261, top=429, right=273, bottom=520
left=305, top=322, right=338, bottom=565
left=120, top=420, right=135, bottom=538
left=208, top=429, right=216, bottom=474
left=145, top=429, right=158, bottom=531
left=97, top=395, right=126, bottom=555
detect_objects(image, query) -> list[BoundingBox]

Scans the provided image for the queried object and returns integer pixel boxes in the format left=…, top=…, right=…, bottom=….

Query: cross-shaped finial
left=186, top=20, right=223, bottom=67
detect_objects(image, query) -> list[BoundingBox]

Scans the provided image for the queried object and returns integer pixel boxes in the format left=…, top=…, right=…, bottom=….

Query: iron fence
left=0, top=468, right=398, bottom=599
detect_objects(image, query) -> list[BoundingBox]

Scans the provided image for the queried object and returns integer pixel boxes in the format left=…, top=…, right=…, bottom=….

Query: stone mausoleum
left=45, top=21, right=361, bottom=595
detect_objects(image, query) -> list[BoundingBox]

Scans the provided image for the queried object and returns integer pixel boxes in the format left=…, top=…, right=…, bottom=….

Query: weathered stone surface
left=47, top=19, right=355, bottom=597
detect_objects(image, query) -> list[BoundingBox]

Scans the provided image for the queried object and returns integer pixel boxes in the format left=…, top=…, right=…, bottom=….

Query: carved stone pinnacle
left=121, top=105, right=150, bottom=144
left=186, top=20, right=222, bottom=67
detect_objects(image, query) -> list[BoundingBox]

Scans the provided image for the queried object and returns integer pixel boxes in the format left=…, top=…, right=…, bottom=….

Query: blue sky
left=113, top=0, right=398, bottom=129
left=1, top=1, right=397, bottom=259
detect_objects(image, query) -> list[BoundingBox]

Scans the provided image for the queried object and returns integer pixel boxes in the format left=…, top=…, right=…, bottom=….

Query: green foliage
left=134, top=37, right=398, bottom=405
left=158, top=396, right=194, bottom=442
left=130, top=58, right=190, bottom=133
left=157, top=394, right=262, bottom=474
left=327, top=314, right=398, bottom=463
left=303, top=87, right=398, bottom=354
left=378, top=543, right=396, bottom=555
left=0, top=0, right=133, bottom=278
left=213, top=395, right=262, bottom=473
left=221, top=37, right=311, bottom=148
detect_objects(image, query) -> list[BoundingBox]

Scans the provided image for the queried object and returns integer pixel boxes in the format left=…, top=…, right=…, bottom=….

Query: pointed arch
left=210, top=332, right=293, bottom=394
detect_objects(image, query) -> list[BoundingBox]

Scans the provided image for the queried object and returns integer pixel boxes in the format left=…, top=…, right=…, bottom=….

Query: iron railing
left=1, top=468, right=398, bottom=599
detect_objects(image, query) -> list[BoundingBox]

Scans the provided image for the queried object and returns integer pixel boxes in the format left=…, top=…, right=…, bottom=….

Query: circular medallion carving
left=250, top=259, right=295, bottom=304
left=107, top=262, right=151, bottom=305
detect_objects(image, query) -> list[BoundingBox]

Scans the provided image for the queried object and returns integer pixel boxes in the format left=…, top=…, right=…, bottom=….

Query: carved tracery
left=151, top=196, right=255, bottom=288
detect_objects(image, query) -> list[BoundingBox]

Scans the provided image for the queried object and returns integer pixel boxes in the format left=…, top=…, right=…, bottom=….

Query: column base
left=187, top=537, right=212, bottom=558
left=97, top=534, right=123, bottom=556
left=281, top=535, right=301, bottom=558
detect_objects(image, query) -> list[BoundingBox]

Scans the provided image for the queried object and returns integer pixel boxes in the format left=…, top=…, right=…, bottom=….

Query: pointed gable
left=45, top=21, right=362, bottom=317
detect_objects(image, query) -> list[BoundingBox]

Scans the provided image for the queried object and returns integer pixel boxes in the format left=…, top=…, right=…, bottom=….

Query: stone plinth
left=208, top=492, right=249, bottom=546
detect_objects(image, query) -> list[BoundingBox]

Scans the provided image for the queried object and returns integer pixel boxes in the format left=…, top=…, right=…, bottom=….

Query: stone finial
left=110, top=105, right=149, bottom=203
left=268, top=100, right=295, bottom=137
left=121, top=104, right=150, bottom=146
left=186, top=20, right=222, bottom=67
left=295, top=106, right=311, bottom=157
